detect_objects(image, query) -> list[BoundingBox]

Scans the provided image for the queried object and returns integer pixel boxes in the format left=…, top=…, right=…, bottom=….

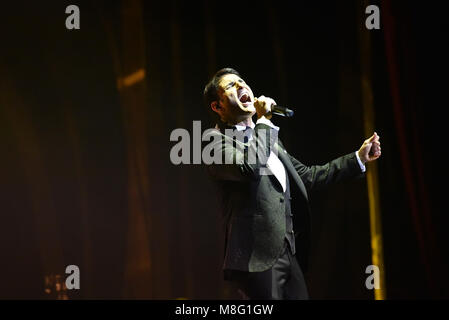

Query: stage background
left=0, top=0, right=447, bottom=299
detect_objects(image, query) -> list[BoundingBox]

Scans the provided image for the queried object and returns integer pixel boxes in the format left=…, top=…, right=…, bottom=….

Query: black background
left=0, top=0, right=447, bottom=299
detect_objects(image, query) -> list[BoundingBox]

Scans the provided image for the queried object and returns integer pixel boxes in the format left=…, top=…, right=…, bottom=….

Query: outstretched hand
left=358, top=132, right=381, bottom=164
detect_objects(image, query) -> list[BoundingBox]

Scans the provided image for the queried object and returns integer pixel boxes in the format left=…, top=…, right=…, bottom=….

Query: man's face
left=213, top=73, right=256, bottom=124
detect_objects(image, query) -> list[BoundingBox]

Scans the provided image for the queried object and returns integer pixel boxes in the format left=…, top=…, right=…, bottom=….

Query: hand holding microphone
left=254, top=96, right=294, bottom=119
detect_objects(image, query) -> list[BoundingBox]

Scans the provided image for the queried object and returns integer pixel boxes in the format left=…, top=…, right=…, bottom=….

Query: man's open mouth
left=238, top=89, right=252, bottom=104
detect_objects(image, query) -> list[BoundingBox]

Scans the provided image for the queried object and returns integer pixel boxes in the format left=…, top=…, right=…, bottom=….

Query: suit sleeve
left=287, top=151, right=365, bottom=192
left=205, top=123, right=275, bottom=182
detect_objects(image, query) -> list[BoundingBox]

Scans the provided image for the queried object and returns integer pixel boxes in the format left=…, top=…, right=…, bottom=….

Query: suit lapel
left=275, top=143, right=309, bottom=202
left=219, top=124, right=309, bottom=201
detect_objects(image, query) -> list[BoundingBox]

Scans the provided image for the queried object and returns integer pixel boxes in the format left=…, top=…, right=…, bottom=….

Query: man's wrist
left=355, top=151, right=366, bottom=173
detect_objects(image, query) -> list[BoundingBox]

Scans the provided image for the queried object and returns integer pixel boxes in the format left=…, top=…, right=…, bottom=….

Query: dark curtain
left=0, top=0, right=447, bottom=299
left=379, top=0, right=448, bottom=298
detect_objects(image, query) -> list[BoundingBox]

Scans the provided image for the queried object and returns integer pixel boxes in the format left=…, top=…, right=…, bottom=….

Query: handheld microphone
left=271, top=105, right=294, bottom=117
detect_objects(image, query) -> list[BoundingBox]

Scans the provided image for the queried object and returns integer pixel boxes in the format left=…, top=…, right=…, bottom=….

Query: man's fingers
left=256, top=96, right=277, bottom=112
left=368, top=132, right=379, bottom=142
left=363, top=132, right=382, bottom=162
left=368, top=151, right=381, bottom=162
left=368, top=142, right=381, bottom=157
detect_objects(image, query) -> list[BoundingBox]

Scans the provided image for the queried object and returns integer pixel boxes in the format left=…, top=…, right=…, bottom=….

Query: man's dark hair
left=203, top=68, right=241, bottom=124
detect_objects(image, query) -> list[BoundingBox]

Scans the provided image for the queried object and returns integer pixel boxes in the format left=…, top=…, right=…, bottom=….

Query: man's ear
left=211, top=101, right=221, bottom=113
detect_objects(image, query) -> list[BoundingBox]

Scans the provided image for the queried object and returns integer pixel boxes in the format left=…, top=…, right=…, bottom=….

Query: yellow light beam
left=358, top=0, right=387, bottom=300
left=117, top=68, right=146, bottom=90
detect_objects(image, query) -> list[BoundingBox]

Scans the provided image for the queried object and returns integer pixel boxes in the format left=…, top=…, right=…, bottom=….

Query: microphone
left=271, top=105, right=294, bottom=117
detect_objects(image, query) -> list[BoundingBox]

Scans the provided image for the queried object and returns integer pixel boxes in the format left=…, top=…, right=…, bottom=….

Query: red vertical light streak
left=381, top=0, right=436, bottom=295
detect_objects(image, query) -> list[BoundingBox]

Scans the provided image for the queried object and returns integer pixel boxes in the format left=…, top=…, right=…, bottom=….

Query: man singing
left=203, top=68, right=381, bottom=300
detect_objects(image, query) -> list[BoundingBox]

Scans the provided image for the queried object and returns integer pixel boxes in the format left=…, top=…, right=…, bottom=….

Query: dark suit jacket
left=204, top=121, right=364, bottom=274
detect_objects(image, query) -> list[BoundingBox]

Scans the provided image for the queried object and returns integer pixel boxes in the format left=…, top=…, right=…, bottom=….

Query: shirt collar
left=215, top=120, right=255, bottom=132
left=235, top=121, right=255, bottom=131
